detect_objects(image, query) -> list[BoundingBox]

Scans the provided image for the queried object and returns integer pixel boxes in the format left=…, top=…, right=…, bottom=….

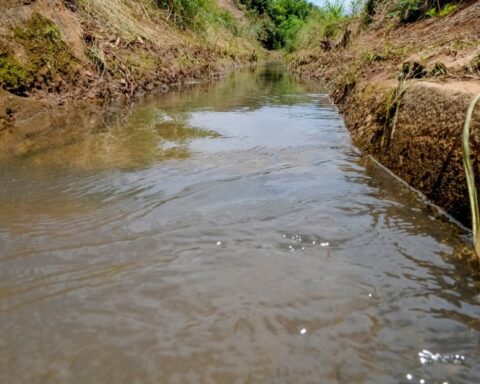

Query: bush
left=154, top=0, right=237, bottom=31
left=426, top=3, right=458, bottom=17
left=238, top=0, right=313, bottom=49
left=366, top=0, right=463, bottom=23
left=392, top=0, right=423, bottom=23
left=291, top=1, right=347, bottom=50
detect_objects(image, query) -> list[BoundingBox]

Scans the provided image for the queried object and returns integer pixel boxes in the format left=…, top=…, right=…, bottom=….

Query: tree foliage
left=238, top=0, right=313, bottom=49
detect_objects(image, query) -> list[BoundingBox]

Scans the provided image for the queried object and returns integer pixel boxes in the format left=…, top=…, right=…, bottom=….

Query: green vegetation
left=462, top=93, right=480, bottom=259
left=425, top=3, right=458, bottom=17
left=289, top=0, right=465, bottom=52
left=0, top=44, right=31, bottom=95
left=429, top=62, right=447, bottom=77
left=238, top=0, right=313, bottom=49
left=294, top=1, right=347, bottom=50
left=154, top=0, right=240, bottom=33
left=470, top=55, right=480, bottom=75
left=86, top=46, right=108, bottom=75
left=0, top=0, right=470, bottom=99
left=365, top=0, right=462, bottom=23
left=0, top=12, right=78, bottom=95
left=14, top=12, right=76, bottom=72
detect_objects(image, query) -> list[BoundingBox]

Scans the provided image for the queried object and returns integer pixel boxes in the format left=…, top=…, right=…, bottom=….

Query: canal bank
left=1, top=64, right=480, bottom=384
left=2, top=1, right=480, bottom=253
left=0, top=0, right=265, bottom=159
left=289, top=0, right=480, bottom=228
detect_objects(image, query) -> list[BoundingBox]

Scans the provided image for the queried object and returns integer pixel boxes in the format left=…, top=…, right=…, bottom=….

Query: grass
left=150, top=0, right=242, bottom=35
left=426, top=2, right=458, bottom=17
left=366, top=0, right=462, bottom=24
left=75, top=0, right=260, bottom=83
left=469, top=55, right=480, bottom=75
left=14, top=12, right=76, bottom=71
left=86, top=45, right=108, bottom=76
left=77, top=0, right=257, bottom=57
left=0, top=43, right=32, bottom=94
left=362, top=43, right=409, bottom=63
left=462, top=93, right=480, bottom=259
left=77, top=0, right=241, bottom=42
left=77, top=0, right=161, bottom=41
left=0, top=12, right=78, bottom=95
left=293, top=0, right=347, bottom=50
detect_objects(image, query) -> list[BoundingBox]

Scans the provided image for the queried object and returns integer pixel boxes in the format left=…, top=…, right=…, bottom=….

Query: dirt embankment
left=0, top=0, right=261, bottom=158
left=290, top=1, right=480, bottom=225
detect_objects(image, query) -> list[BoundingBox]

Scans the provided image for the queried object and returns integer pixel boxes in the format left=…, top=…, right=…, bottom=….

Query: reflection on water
left=0, top=65, right=305, bottom=171
left=1, top=64, right=480, bottom=383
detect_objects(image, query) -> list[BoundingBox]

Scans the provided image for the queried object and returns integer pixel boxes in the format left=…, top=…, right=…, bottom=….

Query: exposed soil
left=0, top=2, right=259, bottom=103
left=289, top=1, right=480, bottom=226
left=218, top=0, right=248, bottom=25
left=0, top=0, right=261, bottom=159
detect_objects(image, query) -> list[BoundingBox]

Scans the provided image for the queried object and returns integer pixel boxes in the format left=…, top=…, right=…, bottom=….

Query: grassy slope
left=288, top=0, right=480, bottom=227
left=0, top=0, right=262, bottom=103
left=289, top=1, right=479, bottom=89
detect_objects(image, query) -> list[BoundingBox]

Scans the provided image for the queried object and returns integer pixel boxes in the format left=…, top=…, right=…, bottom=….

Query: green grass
left=0, top=13, right=77, bottom=95
left=426, top=3, right=458, bottom=17
left=366, top=0, right=462, bottom=23
left=238, top=0, right=313, bottom=50
left=0, top=43, right=32, bottom=94
left=462, top=93, right=480, bottom=259
left=292, top=0, right=347, bottom=50
left=153, top=0, right=239, bottom=33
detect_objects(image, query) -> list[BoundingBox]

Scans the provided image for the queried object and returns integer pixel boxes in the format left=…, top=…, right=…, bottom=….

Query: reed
left=462, top=93, right=480, bottom=258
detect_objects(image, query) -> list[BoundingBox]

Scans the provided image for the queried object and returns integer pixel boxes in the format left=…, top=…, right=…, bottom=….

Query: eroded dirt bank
left=0, top=0, right=261, bottom=158
left=290, top=0, right=480, bottom=225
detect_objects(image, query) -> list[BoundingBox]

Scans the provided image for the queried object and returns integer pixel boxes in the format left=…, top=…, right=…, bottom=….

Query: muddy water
left=1, top=65, right=480, bottom=383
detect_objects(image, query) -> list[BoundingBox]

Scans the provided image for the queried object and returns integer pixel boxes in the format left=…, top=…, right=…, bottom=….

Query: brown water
left=1, top=65, right=480, bottom=383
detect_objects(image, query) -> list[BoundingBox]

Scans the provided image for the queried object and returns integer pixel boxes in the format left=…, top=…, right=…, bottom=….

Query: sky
left=310, top=0, right=351, bottom=5
left=310, top=0, right=352, bottom=11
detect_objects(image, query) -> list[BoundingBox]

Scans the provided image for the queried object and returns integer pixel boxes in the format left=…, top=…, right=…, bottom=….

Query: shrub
left=154, top=0, right=237, bottom=31
left=364, top=0, right=462, bottom=24
left=238, top=0, right=313, bottom=49
left=390, top=0, right=462, bottom=23
left=426, top=3, right=458, bottom=17
left=291, top=1, right=347, bottom=50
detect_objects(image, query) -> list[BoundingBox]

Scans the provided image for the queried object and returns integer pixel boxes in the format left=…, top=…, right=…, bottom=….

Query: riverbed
left=1, top=65, right=479, bottom=383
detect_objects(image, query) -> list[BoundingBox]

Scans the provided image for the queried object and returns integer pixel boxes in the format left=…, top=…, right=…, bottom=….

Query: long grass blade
left=462, top=93, right=480, bottom=257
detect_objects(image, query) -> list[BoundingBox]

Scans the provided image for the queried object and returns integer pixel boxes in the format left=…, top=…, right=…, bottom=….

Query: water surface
left=1, top=65, right=479, bottom=383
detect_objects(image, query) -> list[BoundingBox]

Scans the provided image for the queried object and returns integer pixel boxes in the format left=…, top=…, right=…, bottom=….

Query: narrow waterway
left=1, top=65, right=479, bottom=383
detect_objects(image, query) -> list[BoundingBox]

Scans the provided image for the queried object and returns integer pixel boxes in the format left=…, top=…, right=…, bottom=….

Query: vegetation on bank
left=1, top=13, right=78, bottom=96
left=292, top=0, right=467, bottom=51
left=232, top=0, right=467, bottom=52
left=288, top=0, right=477, bottom=99
left=0, top=0, right=260, bottom=99
left=289, top=0, right=480, bottom=248
left=367, top=0, right=460, bottom=23
left=237, top=0, right=313, bottom=50
left=0, top=0, right=474, bottom=99
left=153, top=0, right=237, bottom=30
